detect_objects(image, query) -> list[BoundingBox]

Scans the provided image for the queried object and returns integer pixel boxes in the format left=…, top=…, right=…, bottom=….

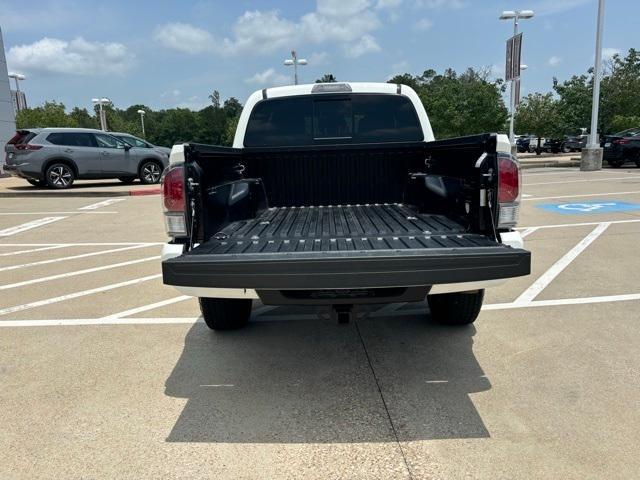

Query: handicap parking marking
left=537, top=200, right=640, bottom=215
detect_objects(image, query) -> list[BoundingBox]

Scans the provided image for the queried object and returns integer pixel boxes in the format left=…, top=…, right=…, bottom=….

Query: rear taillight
left=497, top=153, right=521, bottom=228
left=613, top=139, right=630, bottom=145
left=161, top=165, right=187, bottom=237
left=14, top=144, right=42, bottom=151
left=7, top=132, right=23, bottom=145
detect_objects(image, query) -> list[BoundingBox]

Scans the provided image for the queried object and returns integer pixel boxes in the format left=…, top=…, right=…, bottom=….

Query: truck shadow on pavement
left=165, top=307, right=490, bottom=443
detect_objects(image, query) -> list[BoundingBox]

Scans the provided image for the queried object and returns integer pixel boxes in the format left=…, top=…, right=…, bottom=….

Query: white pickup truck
left=161, top=82, right=530, bottom=329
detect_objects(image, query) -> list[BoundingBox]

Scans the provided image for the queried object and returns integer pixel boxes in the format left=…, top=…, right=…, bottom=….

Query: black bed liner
left=163, top=204, right=530, bottom=290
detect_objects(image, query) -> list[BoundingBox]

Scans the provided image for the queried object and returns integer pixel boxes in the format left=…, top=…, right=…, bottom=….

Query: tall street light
left=581, top=0, right=606, bottom=171
left=499, top=9, right=534, bottom=148
left=8, top=72, right=26, bottom=111
left=137, top=109, right=146, bottom=138
left=92, top=97, right=110, bottom=131
left=284, top=50, right=307, bottom=85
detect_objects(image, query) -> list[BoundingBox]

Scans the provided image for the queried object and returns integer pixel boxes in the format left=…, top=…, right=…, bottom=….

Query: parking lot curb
left=520, top=159, right=581, bottom=169
left=130, top=188, right=161, bottom=196
left=0, top=187, right=161, bottom=198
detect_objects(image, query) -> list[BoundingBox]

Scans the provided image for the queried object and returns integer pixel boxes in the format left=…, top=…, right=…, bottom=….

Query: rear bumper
left=2, top=163, right=42, bottom=180
left=603, top=149, right=624, bottom=161
left=162, top=246, right=530, bottom=291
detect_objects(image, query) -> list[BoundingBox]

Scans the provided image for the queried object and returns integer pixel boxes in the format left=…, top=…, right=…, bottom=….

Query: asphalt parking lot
left=1, top=166, right=640, bottom=479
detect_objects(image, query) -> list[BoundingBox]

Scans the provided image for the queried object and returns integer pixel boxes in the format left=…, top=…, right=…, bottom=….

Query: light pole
left=581, top=0, right=606, bottom=171
left=8, top=72, right=26, bottom=111
left=137, top=109, right=146, bottom=138
left=499, top=10, right=534, bottom=148
left=91, top=97, right=110, bottom=131
left=284, top=50, right=307, bottom=85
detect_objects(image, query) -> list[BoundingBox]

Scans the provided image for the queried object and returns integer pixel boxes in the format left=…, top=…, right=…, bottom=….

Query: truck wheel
left=427, top=290, right=484, bottom=326
left=199, top=297, right=252, bottom=330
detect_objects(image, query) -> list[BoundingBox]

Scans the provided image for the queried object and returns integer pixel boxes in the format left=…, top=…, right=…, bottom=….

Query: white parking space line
left=517, top=218, right=640, bottom=231
left=0, top=256, right=160, bottom=290
left=520, top=227, right=539, bottom=238
left=2, top=292, right=640, bottom=327
left=0, top=211, right=117, bottom=215
left=0, top=217, right=66, bottom=237
left=484, top=293, right=640, bottom=310
left=78, top=199, right=126, bottom=210
left=101, top=295, right=191, bottom=320
left=0, top=242, right=163, bottom=247
left=0, top=245, right=69, bottom=257
left=0, top=274, right=162, bottom=316
left=524, top=176, right=640, bottom=186
left=0, top=317, right=199, bottom=327
left=523, top=190, right=640, bottom=201
left=514, top=222, right=610, bottom=305
left=0, top=244, right=157, bottom=273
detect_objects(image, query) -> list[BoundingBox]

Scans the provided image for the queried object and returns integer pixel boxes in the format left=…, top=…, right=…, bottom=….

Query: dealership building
left=0, top=26, right=16, bottom=171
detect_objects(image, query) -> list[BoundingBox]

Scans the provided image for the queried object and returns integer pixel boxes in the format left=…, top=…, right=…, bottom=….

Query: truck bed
left=163, top=204, right=530, bottom=290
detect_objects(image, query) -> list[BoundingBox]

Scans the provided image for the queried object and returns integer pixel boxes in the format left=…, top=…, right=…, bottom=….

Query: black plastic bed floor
left=196, top=204, right=496, bottom=254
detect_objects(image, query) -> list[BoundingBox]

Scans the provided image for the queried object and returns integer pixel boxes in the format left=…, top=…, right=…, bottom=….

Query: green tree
left=600, top=48, right=640, bottom=134
left=315, top=74, right=337, bottom=83
left=209, top=90, right=221, bottom=108
left=553, top=74, right=592, bottom=135
left=16, top=101, right=75, bottom=129
left=514, top=93, right=562, bottom=153
left=390, top=68, right=508, bottom=138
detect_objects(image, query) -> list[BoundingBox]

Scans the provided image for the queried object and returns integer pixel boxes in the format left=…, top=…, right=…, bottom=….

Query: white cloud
left=535, top=0, right=590, bottom=16
left=7, top=37, right=134, bottom=76
left=154, top=1, right=384, bottom=59
left=387, top=60, right=410, bottom=79
left=317, top=0, right=373, bottom=16
left=309, top=51, right=330, bottom=66
left=223, top=10, right=297, bottom=55
left=414, top=18, right=433, bottom=31
left=602, top=48, right=621, bottom=61
left=548, top=56, right=562, bottom=66
left=414, top=0, right=466, bottom=9
left=376, top=0, right=402, bottom=8
left=345, top=34, right=381, bottom=58
left=245, top=68, right=290, bottom=86
left=153, top=22, right=214, bottom=54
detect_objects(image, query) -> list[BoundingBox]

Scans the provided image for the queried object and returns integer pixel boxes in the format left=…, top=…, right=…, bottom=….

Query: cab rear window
left=244, top=94, right=423, bottom=147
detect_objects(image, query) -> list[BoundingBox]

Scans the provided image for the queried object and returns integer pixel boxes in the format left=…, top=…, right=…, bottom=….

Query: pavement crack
left=355, top=320, right=414, bottom=480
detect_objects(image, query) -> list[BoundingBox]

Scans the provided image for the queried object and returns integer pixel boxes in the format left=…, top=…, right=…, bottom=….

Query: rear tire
left=199, top=297, right=252, bottom=330
left=139, top=160, right=163, bottom=184
left=427, top=290, right=484, bottom=326
left=609, top=159, right=624, bottom=168
left=45, top=163, right=75, bottom=189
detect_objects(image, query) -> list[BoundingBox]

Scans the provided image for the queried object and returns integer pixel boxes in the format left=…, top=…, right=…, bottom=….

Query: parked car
left=564, top=134, right=587, bottom=152
left=160, top=82, right=531, bottom=330
left=516, top=134, right=544, bottom=154
left=542, top=138, right=570, bottom=154
left=110, top=132, right=172, bottom=158
left=602, top=127, right=640, bottom=168
left=3, top=128, right=170, bottom=188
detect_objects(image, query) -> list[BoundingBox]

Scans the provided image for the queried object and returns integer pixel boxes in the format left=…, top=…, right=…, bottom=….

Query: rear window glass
left=244, top=94, right=423, bottom=147
left=8, top=131, right=37, bottom=145
left=47, top=132, right=96, bottom=147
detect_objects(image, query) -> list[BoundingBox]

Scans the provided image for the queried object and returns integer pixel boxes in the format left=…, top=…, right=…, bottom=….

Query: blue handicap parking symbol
left=537, top=200, right=640, bottom=215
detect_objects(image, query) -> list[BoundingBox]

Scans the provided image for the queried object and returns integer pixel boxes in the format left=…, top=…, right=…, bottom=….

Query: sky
left=0, top=0, right=638, bottom=112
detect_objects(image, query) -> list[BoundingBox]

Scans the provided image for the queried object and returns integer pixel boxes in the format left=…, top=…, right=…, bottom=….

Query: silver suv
left=3, top=128, right=170, bottom=188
